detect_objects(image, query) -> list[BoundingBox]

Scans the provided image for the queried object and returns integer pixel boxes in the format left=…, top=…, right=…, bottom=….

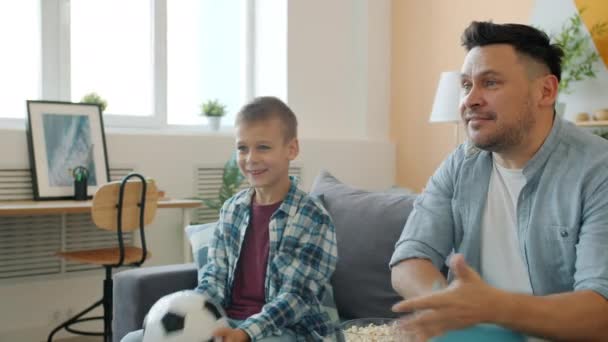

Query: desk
left=0, top=198, right=202, bottom=262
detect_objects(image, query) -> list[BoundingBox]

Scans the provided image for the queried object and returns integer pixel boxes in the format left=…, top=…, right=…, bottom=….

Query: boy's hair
left=235, top=96, right=298, bottom=142
left=461, top=21, right=564, bottom=81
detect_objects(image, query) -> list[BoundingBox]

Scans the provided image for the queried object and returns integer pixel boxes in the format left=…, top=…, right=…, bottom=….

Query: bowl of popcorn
left=340, top=318, right=414, bottom=342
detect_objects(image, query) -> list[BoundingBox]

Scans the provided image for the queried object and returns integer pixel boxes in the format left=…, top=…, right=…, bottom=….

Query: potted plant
left=551, top=9, right=607, bottom=117
left=201, top=152, right=244, bottom=211
left=80, top=92, right=108, bottom=113
left=188, top=152, right=244, bottom=221
left=200, top=99, right=227, bottom=131
left=554, top=9, right=607, bottom=94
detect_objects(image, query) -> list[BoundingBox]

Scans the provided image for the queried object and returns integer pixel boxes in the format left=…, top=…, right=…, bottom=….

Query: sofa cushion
left=310, top=170, right=416, bottom=319
left=113, top=263, right=198, bottom=342
left=186, top=222, right=216, bottom=272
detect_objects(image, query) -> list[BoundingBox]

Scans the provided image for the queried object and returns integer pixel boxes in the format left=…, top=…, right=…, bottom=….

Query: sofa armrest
left=112, top=263, right=197, bottom=342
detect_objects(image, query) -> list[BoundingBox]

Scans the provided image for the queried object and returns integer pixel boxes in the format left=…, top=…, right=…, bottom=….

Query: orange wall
left=391, top=0, right=535, bottom=191
left=575, top=0, right=608, bottom=66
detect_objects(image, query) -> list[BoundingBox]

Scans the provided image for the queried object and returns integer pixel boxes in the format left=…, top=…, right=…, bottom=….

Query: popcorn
left=342, top=321, right=410, bottom=342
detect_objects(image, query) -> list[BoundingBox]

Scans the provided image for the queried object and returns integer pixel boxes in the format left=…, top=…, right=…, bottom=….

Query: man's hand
left=392, top=254, right=503, bottom=340
left=212, top=327, right=251, bottom=342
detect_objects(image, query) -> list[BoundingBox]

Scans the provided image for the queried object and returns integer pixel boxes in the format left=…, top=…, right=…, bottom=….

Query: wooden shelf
left=0, top=198, right=201, bottom=216
left=575, top=120, right=608, bottom=127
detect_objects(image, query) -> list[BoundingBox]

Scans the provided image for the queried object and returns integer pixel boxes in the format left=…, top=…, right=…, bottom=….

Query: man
left=390, top=21, right=608, bottom=341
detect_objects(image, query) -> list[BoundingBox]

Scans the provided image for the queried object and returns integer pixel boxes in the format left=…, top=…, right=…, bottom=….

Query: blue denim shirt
left=390, top=118, right=608, bottom=300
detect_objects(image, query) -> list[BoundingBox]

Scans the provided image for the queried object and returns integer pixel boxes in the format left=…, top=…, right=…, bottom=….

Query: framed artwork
left=26, top=100, right=110, bottom=200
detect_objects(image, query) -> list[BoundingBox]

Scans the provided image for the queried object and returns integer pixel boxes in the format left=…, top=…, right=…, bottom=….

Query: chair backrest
left=91, top=178, right=159, bottom=232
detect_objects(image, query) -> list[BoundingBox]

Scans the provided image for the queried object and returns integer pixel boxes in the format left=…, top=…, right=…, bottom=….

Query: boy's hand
left=212, top=327, right=251, bottom=342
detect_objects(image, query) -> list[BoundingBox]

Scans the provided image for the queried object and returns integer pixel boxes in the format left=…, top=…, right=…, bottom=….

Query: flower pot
left=207, top=116, right=221, bottom=131
left=594, top=109, right=608, bottom=121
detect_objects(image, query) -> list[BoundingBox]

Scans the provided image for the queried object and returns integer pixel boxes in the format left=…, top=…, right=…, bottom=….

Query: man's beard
left=468, top=98, right=536, bottom=153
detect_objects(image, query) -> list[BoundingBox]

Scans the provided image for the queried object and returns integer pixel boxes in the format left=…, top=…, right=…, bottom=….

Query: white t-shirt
left=480, top=158, right=549, bottom=342
left=480, top=158, right=532, bottom=293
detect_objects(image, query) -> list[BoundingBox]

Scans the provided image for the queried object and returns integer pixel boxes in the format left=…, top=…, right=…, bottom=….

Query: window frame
left=0, top=0, right=256, bottom=131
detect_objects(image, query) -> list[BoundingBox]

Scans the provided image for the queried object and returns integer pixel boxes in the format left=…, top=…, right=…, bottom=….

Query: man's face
left=460, top=44, right=540, bottom=152
left=235, top=117, right=298, bottom=191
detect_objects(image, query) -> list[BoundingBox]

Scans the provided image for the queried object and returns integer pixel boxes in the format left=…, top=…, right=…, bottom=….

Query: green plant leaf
left=554, top=8, right=607, bottom=94
left=189, top=152, right=244, bottom=220
left=81, top=92, right=108, bottom=112
left=202, top=198, right=221, bottom=210
left=200, top=99, right=227, bottom=117
left=592, top=129, right=608, bottom=140
left=208, top=152, right=244, bottom=214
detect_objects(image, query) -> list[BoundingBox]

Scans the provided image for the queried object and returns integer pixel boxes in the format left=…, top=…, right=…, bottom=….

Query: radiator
left=0, top=167, right=134, bottom=280
left=192, top=165, right=302, bottom=224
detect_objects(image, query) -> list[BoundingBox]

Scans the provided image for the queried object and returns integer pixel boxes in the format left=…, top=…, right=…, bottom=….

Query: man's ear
left=539, top=74, right=559, bottom=108
left=287, top=138, right=299, bottom=161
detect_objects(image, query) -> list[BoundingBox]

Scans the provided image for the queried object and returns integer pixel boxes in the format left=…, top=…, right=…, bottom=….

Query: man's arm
left=393, top=254, right=608, bottom=341
left=495, top=289, right=608, bottom=341
left=389, top=146, right=464, bottom=291
left=391, top=258, right=446, bottom=299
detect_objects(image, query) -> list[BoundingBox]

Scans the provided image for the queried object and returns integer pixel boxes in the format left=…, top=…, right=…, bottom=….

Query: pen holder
left=73, top=166, right=89, bottom=201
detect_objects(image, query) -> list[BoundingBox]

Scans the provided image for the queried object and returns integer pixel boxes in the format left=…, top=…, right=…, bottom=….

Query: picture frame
left=26, top=100, right=110, bottom=200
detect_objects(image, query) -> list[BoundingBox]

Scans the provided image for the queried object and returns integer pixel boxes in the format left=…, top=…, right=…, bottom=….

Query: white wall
left=287, top=0, right=391, bottom=141
left=0, top=1, right=393, bottom=340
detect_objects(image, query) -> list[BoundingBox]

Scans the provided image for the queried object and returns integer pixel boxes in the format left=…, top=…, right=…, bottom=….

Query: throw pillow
left=310, top=170, right=416, bottom=319
left=185, top=222, right=216, bottom=271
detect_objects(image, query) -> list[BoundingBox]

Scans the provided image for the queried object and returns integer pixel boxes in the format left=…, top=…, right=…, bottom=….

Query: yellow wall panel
left=574, top=0, right=608, bottom=66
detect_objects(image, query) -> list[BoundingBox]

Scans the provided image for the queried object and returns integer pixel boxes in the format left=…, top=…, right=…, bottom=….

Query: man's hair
left=235, top=96, right=298, bottom=141
left=461, top=21, right=564, bottom=81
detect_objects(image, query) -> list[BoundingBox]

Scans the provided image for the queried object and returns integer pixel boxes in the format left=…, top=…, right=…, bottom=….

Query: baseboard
left=0, top=322, right=102, bottom=342
left=0, top=325, right=53, bottom=342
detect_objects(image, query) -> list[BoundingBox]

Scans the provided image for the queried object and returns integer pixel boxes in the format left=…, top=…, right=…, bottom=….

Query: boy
left=122, top=96, right=338, bottom=342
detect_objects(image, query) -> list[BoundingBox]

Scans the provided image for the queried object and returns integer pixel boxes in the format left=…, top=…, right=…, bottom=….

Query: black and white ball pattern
left=143, top=290, right=228, bottom=342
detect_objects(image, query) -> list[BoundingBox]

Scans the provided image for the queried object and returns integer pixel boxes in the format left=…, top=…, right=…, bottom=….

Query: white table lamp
left=429, top=71, right=462, bottom=145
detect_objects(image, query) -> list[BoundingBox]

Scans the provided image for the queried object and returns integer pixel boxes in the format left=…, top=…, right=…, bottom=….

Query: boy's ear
left=287, top=138, right=299, bottom=160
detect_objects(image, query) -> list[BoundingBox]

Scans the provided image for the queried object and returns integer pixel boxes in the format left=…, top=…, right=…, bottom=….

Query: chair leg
left=47, top=299, right=104, bottom=342
left=47, top=266, right=114, bottom=342
left=104, top=266, right=113, bottom=342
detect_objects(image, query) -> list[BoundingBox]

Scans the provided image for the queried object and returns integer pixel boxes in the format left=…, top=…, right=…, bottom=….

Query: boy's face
left=235, top=117, right=299, bottom=192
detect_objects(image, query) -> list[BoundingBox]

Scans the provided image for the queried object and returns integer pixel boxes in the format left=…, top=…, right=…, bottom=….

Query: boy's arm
left=238, top=212, right=338, bottom=340
left=195, top=204, right=230, bottom=307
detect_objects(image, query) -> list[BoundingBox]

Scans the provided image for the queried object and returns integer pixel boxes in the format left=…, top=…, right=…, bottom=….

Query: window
left=254, top=0, right=287, bottom=100
left=167, top=1, right=246, bottom=126
left=0, top=0, right=40, bottom=119
left=71, top=0, right=152, bottom=116
left=0, top=0, right=286, bottom=129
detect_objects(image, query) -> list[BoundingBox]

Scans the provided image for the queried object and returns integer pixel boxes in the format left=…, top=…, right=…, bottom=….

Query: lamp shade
left=429, top=71, right=462, bottom=123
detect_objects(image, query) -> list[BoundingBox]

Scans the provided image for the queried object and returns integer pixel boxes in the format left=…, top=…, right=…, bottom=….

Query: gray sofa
left=112, top=170, right=416, bottom=342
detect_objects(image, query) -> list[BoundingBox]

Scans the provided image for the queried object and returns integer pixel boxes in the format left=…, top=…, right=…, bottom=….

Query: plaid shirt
left=196, top=177, right=338, bottom=341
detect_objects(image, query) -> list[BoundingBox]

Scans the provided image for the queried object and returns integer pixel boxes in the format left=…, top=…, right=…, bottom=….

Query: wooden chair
left=47, top=173, right=158, bottom=342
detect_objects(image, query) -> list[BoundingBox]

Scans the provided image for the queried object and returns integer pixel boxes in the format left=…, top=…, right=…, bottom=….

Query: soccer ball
left=143, top=290, right=229, bottom=342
